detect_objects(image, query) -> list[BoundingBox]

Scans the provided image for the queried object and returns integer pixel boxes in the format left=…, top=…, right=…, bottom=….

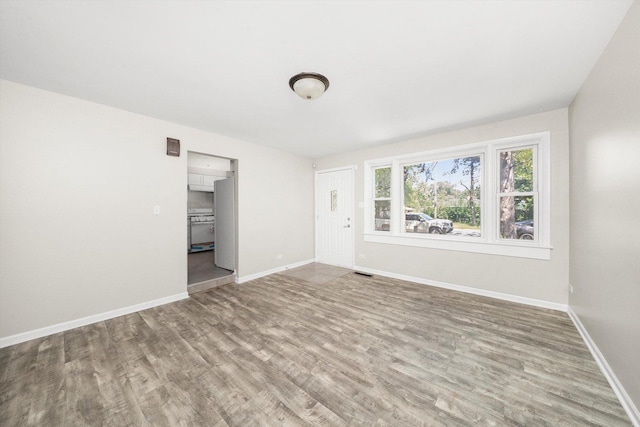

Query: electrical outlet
left=359, top=253, right=366, bottom=259
left=568, top=284, right=574, bottom=294
left=276, top=254, right=283, bottom=260
left=153, top=205, right=160, bottom=215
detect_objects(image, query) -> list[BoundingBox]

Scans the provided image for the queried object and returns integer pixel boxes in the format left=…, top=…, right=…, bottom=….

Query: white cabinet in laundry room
left=188, top=173, right=203, bottom=186
left=202, top=175, right=217, bottom=187
left=188, top=173, right=219, bottom=192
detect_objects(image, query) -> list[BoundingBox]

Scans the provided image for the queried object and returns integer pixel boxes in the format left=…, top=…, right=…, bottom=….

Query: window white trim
left=364, top=132, right=551, bottom=260
left=364, top=233, right=552, bottom=259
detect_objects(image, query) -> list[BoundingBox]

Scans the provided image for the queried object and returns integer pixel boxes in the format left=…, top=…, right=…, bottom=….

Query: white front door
left=316, top=168, right=354, bottom=268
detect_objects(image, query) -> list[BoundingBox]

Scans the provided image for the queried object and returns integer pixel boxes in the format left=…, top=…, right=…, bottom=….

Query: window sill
left=363, top=232, right=552, bottom=260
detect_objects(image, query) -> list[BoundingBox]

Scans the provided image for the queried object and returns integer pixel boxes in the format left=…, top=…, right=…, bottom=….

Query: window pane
left=330, top=189, right=338, bottom=211
left=374, top=200, right=390, bottom=231
left=403, top=156, right=481, bottom=237
left=499, top=195, right=534, bottom=240
left=499, top=148, right=533, bottom=193
left=375, top=167, right=391, bottom=198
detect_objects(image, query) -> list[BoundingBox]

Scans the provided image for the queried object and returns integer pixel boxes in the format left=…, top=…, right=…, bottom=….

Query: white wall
left=0, top=80, right=314, bottom=340
left=315, top=109, right=570, bottom=304
left=569, top=0, right=640, bottom=416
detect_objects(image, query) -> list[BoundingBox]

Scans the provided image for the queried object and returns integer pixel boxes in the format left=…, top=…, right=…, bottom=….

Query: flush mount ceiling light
left=289, top=72, right=330, bottom=100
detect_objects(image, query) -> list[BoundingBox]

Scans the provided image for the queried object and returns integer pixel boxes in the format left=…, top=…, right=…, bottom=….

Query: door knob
left=343, top=224, right=351, bottom=228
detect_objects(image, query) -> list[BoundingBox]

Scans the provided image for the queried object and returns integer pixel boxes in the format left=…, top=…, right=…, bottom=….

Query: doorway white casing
left=315, top=167, right=355, bottom=268
left=186, top=152, right=237, bottom=291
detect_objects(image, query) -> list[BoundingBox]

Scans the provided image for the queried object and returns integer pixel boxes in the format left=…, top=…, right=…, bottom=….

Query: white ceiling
left=0, top=1, right=633, bottom=158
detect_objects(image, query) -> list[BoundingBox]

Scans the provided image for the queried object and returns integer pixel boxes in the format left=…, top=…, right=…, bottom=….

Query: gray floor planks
left=0, top=264, right=632, bottom=426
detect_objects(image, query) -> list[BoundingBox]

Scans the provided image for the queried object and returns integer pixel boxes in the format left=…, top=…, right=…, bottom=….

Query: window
left=403, top=155, right=482, bottom=237
left=498, top=147, right=536, bottom=241
left=364, top=132, right=550, bottom=259
left=373, top=166, right=391, bottom=231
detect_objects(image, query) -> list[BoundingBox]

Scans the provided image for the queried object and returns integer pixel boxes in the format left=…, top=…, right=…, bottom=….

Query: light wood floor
left=0, top=265, right=631, bottom=426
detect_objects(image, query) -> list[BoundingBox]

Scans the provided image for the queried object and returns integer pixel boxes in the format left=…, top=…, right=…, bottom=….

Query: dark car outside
left=516, top=220, right=534, bottom=240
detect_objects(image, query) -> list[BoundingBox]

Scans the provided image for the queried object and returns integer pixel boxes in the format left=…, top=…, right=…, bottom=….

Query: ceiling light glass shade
left=289, top=72, right=329, bottom=100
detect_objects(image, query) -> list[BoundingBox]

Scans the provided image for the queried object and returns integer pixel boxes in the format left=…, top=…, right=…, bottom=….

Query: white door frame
left=315, top=166, right=356, bottom=268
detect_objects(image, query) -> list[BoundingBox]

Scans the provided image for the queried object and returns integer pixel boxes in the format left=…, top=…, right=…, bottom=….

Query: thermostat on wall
left=167, top=137, right=180, bottom=156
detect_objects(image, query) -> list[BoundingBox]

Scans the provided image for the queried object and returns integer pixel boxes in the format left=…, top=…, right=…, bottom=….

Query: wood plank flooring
left=0, top=267, right=631, bottom=426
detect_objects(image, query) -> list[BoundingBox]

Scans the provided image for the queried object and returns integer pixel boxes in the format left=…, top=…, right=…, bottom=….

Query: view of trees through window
left=373, top=167, right=391, bottom=231
left=403, top=155, right=482, bottom=237
left=499, top=147, right=535, bottom=240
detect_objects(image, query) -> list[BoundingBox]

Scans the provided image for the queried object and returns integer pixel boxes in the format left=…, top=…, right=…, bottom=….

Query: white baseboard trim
left=236, top=258, right=316, bottom=284
left=0, top=292, right=189, bottom=349
left=354, top=266, right=568, bottom=312
left=567, top=307, right=640, bottom=427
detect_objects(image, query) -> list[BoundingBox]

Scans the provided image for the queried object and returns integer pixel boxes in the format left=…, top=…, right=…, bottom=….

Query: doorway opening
left=187, top=152, right=237, bottom=293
